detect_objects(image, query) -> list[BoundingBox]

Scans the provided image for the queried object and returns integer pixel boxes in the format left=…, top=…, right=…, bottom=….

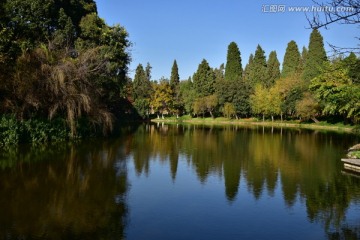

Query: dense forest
left=1, top=0, right=360, bottom=145
left=0, top=0, right=132, bottom=144
left=133, top=30, right=360, bottom=125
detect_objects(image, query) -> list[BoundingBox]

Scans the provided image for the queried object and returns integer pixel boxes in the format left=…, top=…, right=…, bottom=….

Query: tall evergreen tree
left=302, top=29, right=327, bottom=83
left=170, top=60, right=180, bottom=89
left=265, top=51, right=280, bottom=87
left=281, top=40, right=301, bottom=78
left=225, top=42, right=242, bottom=81
left=297, top=46, right=308, bottom=74
left=243, top=54, right=254, bottom=83
left=214, top=64, right=225, bottom=83
left=145, top=62, right=152, bottom=81
left=248, top=45, right=267, bottom=87
left=193, top=59, right=215, bottom=97
left=133, top=64, right=152, bottom=100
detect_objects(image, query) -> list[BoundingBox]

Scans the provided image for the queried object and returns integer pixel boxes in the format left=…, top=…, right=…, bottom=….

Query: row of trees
left=131, top=29, right=360, bottom=124
left=0, top=0, right=131, bottom=139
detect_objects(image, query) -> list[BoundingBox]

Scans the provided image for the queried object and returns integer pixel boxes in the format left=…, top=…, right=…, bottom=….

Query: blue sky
left=95, top=0, right=358, bottom=80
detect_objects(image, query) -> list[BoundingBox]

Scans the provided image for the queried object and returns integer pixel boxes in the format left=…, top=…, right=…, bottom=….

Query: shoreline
left=151, top=118, right=355, bottom=133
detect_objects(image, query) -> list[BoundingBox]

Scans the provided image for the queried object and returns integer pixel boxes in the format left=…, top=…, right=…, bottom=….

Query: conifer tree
left=281, top=40, right=300, bottom=78
left=170, top=60, right=180, bottom=89
left=249, top=45, right=267, bottom=87
left=193, top=59, right=215, bottom=97
left=302, top=29, right=327, bottom=83
left=297, top=46, right=308, bottom=74
left=243, top=54, right=254, bottom=83
left=133, top=64, right=152, bottom=100
left=225, top=42, right=242, bottom=81
left=265, top=51, right=280, bottom=87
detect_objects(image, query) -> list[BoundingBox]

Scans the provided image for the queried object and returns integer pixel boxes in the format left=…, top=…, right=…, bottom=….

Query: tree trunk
left=280, top=112, right=283, bottom=122
left=311, top=117, right=319, bottom=123
left=271, top=115, right=274, bottom=122
left=210, top=111, right=214, bottom=118
left=262, top=114, right=265, bottom=122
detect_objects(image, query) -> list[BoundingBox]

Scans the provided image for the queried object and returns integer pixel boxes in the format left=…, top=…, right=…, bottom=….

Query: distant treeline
left=1, top=0, right=360, bottom=145
left=131, top=30, right=360, bottom=125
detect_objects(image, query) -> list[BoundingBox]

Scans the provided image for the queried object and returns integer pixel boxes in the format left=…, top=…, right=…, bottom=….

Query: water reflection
left=127, top=124, right=360, bottom=239
left=0, top=124, right=360, bottom=239
left=0, top=140, right=129, bottom=239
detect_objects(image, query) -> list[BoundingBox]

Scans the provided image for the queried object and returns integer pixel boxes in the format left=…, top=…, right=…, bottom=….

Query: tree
left=297, top=46, right=308, bottom=74
left=151, top=79, right=173, bottom=119
left=295, top=92, right=320, bottom=122
left=248, top=45, right=267, bottom=87
left=133, top=64, right=152, bottom=100
left=343, top=52, right=360, bottom=84
left=282, top=41, right=301, bottom=78
left=302, top=29, right=327, bottom=84
left=225, top=42, right=242, bottom=81
left=243, top=54, right=254, bottom=83
left=223, top=103, right=236, bottom=119
left=133, top=64, right=152, bottom=118
left=170, top=60, right=180, bottom=89
left=250, top=84, right=268, bottom=121
left=193, top=59, right=215, bottom=97
left=204, top=95, right=218, bottom=118
left=265, top=51, right=280, bottom=87
left=180, top=78, right=196, bottom=115
left=145, top=62, right=152, bottom=81
left=310, top=60, right=360, bottom=122
left=193, top=98, right=207, bottom=117
left=170, top=60, right=183, bottom=116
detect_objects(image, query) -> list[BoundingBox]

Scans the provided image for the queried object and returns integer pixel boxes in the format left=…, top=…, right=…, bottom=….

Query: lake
left=0, top=123, right=360, bottom=240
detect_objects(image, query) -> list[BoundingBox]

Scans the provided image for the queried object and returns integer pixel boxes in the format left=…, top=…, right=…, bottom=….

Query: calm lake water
left=1, top=124, right=360, bottom=240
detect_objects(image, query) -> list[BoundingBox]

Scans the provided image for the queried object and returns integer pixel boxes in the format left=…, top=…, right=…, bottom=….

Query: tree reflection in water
left=0, top=123, right=360, bottom=239
left=0, top=139, right=129, bottom=240
left=127, top=124, right=360, bottom=239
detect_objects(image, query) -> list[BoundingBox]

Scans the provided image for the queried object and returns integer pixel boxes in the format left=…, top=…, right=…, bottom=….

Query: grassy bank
left=151, top=116, right=356, bottom=133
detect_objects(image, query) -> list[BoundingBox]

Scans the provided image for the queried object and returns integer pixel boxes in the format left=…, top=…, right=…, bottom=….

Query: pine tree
left=225, top=42, right=242, bottom=81
left=170, top=60, right=180, bottom=89
left=193, top=59, right=215, bottom=97
left=265, top=51, right=280, bottom=87
left=243, top=54, right=254, bottom=83
left=145, top=62, right=152, bottom=81
left=281, top=40, right=300, bottom=78
left=133, top=64, right=152, bottom=100
left=297, top=46, right=308, bottom=74
left=302, top=29, right=327, bottom=83
left=248, top=45, right=267, bottom=87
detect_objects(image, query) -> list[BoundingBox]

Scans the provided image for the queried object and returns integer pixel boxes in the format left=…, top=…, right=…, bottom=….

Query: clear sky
left=95, top=0, right=358, bottom=80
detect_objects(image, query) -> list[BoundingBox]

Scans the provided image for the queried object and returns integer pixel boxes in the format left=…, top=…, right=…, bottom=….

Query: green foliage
left=295, top=92, right=320, bottom=122
left=343, top=52, right=360, bottom=84
left=223, top=103, right=236, bottom=119
left=133, top=64, right=152, bottom=100
left=310, top=61, right=360, bottom=121
left=193, top=59, right=215, bottom=97
left=282, top=40, right=301, bottom=78
left=180, top=78, right=196, bottom=115
left=245, top=45, right=267, bottom=88
left=302, top=29, right=327, bottom=83
left=0, top=115, right=70, bottom=146
left=225, top=42, right=242, bottom=81
left=170, top=60, right=180, bottom=89
left=133, top=99, right=150, bottom=119
left=151, top=79, right=174, bottom=117
left=0, top=0, right=131, bottom=142
left=265, top=51, right=280, bottom=87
